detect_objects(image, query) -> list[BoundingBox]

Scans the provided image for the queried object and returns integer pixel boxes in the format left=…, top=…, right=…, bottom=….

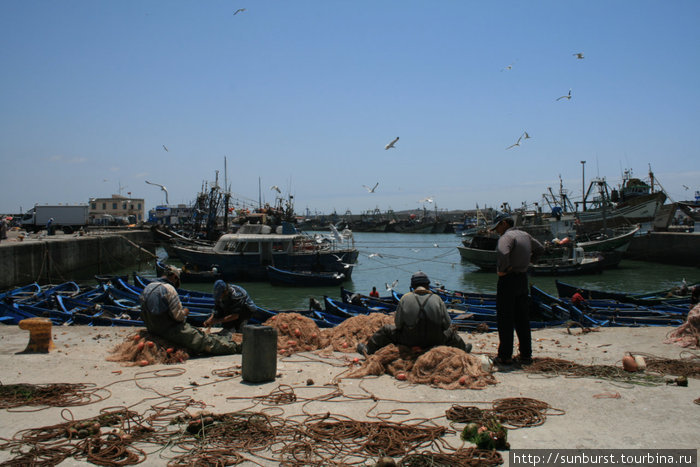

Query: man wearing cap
left=139, top=267, right=241, bottom=355
left=204, top=280, right=257, bottom=336
left=357, top=271, right=471, bottom=355
left=491, top=214, right=544, bottom=365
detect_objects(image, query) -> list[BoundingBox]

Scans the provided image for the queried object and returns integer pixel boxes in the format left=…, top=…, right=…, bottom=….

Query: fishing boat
left=554, top=279, right=696, bottom=307
left=170, top=223, right=359, bottom=281
left=458, top=236, right=605, bottom=275
left=266, top=266, right=347, bottom=287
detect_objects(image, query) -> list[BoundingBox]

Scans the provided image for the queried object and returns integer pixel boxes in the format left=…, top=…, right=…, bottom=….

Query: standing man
left=204, top=280, right=257, bottom=336
left=492, top=214, right=544, bottom=365
left=140, top=267, right=240, bottom=355
left=357, top=271, right=472, bottom=355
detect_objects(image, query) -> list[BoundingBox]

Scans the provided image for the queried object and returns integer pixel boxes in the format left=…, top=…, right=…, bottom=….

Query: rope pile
left=399, top=448, right=503, bottom=467
left=346, top=344, right=497, bottom=390
left=445, top=397, right=562, bottom=429
left=522, top=357, right=666, bottom=385
left=0, top=407, right=148, bottom=466
left=634, top=352, right=700, bottom=378
left=0, top=383, right=108, bottom=409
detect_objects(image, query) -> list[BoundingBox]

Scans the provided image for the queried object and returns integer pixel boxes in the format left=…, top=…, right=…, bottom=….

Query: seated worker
left=369, top=286, right=380, bottom=298
left=357, top=271, right=472, bottom=355
left=204, top=280, right=257, bottom=336
left=139, top=267, right=240, bottom=355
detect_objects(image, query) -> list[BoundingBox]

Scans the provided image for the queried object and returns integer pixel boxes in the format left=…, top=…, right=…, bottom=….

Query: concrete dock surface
left=0, top=324, right=697, bottom=466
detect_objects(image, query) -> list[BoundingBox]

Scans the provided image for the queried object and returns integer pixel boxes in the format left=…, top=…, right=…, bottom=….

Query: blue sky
left=1, top=1, right=698, bottom=216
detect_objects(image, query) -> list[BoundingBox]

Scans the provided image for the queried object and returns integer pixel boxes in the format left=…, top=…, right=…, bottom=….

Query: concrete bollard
left=18, top=317, right=56, bottom=353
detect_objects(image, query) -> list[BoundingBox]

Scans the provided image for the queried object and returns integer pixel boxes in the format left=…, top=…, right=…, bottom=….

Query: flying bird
left=418, top=197, right=434, bottom=204
left=557, top=89, right=572, bottom=101
left=363, top=182, right=379, bottom=193
left=573, top=52, right=584, bottom=59
left=385, top=137, right=399, bottom=150
left=162, top=145, right=168, bottom=152
left=332, top=254, right=356, bottom=269
left=233, top=8, right=246, bottom=15
left=523, top=131, right=531, bottom=140
left=145, top=180, right=169, bottom=204
left=501, top=63, right=514, bottom=72
left=506, top=135, right=523, bottom=150
left=368, top=253, right=383, bottom=259
left=385, top=279, right=399, bottom=292
left=270, top=185, right=281, bottom=193
left=682, top=185, right=689, bottom=190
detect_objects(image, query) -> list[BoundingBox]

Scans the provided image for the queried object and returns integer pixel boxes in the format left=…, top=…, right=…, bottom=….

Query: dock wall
left=0, top=230, right=156, bottom=289
left=625, top=232, right=700, bottom=267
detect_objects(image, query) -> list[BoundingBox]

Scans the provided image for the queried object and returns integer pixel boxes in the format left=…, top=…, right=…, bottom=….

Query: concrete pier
left=0, top=229, right=157, bottom=290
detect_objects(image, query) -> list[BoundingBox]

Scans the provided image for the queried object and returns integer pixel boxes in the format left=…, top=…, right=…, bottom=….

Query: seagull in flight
left=556, top=89, right=572, bottom=101
left=506, top=135, right=523, bottom=150
left=385, top=137, right=399, bottom=150
left=162, top=145, right=169, bottom=152
left=270, top=185, right=281, bottom=193
left=233, top=8, right=246, bottom=15
left=363, top=182, right=379, bottom=193
left=573, top=52, right=584, bottom=59
left=682, top=185, right=689, bottom=190
left=501, top=63, right=514, bottom=72
left=368, top=253, right=383, bottom=259
left=332, top=254, right=356, bottom=269
left=145, top=180, right=169, bottom=204
left=418, top=197, right=434, bottom=204
left=523, top=131, right=531, bottom=140
left=385, top=279, right=399, bottom=292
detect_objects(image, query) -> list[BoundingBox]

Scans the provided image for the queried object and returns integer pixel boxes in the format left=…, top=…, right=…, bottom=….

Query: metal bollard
left=241, top=325, right=278, bottom=383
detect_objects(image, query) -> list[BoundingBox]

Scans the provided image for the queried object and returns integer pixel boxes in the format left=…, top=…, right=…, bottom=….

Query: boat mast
left=580, top=160, right=586, bottom=211
left=223, top=157, right=229, bottom=232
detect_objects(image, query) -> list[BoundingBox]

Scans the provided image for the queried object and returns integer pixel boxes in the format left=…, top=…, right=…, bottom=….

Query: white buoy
left=633, top=355, right=646, bottom=371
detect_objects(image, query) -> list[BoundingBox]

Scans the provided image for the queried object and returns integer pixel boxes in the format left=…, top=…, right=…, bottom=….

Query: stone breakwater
left=0, top=229, right=156, bottom=289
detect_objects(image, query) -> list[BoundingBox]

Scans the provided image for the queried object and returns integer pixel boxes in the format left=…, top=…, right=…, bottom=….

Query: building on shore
left=89, top=194, right=145, bottom=225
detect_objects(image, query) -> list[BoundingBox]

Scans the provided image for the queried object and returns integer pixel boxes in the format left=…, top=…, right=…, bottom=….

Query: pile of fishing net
left=107, top=331, right=190, bottom=366
left=263, top=313, right=323, bottom=355
left=346, top=344, right=498, bottom=390
left=263, top=312, right=394, bottom=355
left=320, top=313, right=394, bottom=352
left=665, top=303, right=700, bottom=349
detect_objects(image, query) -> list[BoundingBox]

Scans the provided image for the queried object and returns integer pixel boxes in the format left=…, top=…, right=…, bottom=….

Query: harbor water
left=117, top=232, right=700, bottom=311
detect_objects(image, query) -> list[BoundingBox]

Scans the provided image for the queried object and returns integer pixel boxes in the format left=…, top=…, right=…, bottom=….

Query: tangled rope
left=0, top=383, right=109, bottom=410
left=398, top=447, right=503, bottom=466
left=522, top=357, right=666, bottom=385
left=445, top=397, right=563, bottom=429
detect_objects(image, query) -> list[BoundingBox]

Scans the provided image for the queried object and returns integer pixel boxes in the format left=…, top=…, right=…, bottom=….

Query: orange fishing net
left=346, top=344, right=498, bottom=390
left=320, top=313, right=394, bottom=352
left=107, top=331, right=190, bottom=366
left=665, top=304, right=700, bottom=349
left=263, top=313, right=323, bottom=355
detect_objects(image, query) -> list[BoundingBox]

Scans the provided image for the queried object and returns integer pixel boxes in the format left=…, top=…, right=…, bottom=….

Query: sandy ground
left=0, top=324, right=697, bottom=466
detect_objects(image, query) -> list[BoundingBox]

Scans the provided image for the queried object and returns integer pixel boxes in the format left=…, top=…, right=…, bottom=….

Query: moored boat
left=171, top=223, right=359, bottom=281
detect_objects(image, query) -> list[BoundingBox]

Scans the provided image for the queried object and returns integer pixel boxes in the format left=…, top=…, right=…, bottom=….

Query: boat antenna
left=258, top=177, right=262, bottom=209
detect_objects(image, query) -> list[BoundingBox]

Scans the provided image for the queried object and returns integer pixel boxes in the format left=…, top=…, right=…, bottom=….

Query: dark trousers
left=366, top=324, right=467, bottom=354
left=496, top=273, right=531, bottom=360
